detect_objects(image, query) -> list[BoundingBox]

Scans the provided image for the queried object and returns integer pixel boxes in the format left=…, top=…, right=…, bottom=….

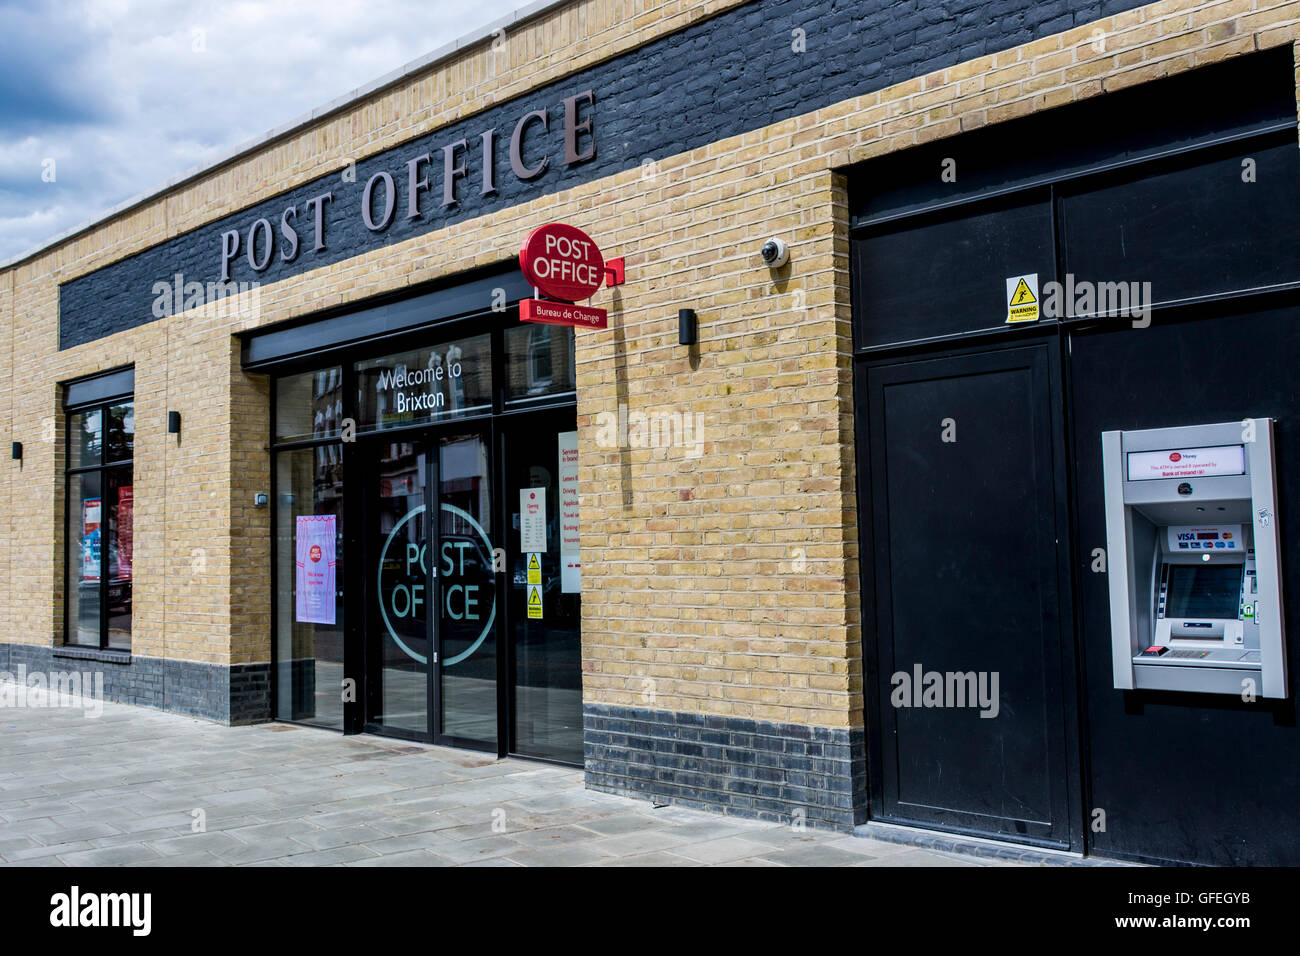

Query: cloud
left=0, top=2, right=115, bottom=133
left=0, top=0, right=524, bottom=262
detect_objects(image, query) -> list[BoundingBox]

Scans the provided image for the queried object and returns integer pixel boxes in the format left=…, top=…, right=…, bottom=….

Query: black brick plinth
left=583, top=703, right=867, bottom=831
left=0, top=643, right=271, bottom=725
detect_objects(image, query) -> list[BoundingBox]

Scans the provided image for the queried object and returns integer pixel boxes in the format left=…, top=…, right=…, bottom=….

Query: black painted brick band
left=583, top=702, right=867, bottom=830
left=0, top=643, right=270, bottom=725
left=59, top=0, right=1147, bottom=349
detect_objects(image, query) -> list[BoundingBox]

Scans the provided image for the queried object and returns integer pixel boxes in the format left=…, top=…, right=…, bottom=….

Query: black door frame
left=853, top=328, right=1086, bottom=852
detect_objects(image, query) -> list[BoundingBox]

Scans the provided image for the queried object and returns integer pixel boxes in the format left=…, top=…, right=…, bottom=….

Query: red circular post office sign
left=519, top=223, right=605, bottom=302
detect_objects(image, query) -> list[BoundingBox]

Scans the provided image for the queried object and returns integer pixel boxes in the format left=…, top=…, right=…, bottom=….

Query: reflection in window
left=528, top=326, right=553, bottom=393
left=504, top=323, right=574, bottom=403
left=276, top=366, right=343, bottom=442
left=70, top=408, right=102, bottom=469
left=66, top=399, right=134, bottom=650
left=107, top=404, right=134, bottom=462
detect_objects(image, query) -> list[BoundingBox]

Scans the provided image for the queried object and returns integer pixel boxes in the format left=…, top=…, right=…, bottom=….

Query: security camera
left=759, top=238, right=789, bottom=268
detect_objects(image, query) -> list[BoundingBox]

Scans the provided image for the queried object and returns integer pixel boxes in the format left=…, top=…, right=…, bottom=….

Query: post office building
left=4, top=0, right=1300, bottom=865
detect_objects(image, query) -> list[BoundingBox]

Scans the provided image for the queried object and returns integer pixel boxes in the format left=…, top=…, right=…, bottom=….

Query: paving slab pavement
left=0, top=687, right=1028, bottom=867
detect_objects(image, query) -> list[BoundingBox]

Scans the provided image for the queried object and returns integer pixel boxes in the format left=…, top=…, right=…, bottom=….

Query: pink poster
left=295, top=515, right=337, bottom=625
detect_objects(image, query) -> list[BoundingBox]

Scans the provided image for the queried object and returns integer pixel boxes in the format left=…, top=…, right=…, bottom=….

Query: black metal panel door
left=1070, top=303, right=1300, bottom=865
left=861, top=343, right=1076, bottom=846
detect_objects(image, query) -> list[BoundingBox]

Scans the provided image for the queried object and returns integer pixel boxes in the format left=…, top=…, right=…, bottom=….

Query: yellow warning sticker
left=527, top=552, right=542, bottom=585
left=1005, top=273, right=1040, bottom=324
left=527, top=584, right=543, bottom=619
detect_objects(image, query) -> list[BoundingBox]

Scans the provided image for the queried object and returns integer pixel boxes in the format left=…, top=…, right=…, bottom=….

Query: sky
left=0, top=0, right=525, bottom=262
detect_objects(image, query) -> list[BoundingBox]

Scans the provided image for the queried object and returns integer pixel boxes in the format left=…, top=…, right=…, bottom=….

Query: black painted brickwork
left=60, top=0, right=1148, bottom=349
left=584, top=702, right=868, bottom=830
left=0, top=643, right=270, bottom=724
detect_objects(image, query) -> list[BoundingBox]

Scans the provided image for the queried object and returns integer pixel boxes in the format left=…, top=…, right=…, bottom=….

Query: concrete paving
left=0, top=688, right=1022, bottom=867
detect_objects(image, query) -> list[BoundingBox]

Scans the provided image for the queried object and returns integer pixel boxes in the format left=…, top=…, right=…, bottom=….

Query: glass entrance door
left=433, top=431, right=497, bottom=747
left=272, top=322, right=581, bottom=759
left=364, top=427, right=497, bottom=747
left=366, top=435, right=431, bottom=738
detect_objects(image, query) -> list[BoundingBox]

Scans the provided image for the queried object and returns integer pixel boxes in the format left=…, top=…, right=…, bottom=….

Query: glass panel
left=275, top=445, right=345, bottom=728
left=66, top=471, right=103, bottom=646
left=69, top=408, right=102, bottom=469
left=105, top=468, right=133, bottom=649
left=507, top=425, right=582, bottom=763
left=370, top=440, right=429, bottom=734
left=504, top=324, right=575, bottom=403
left=106, top=402, right=134, bottom=463
left=275, top=367, right=343, bottom=443
left=355, top=334, right=491, bottom=433
left=437, top=432, right=497, bottom=745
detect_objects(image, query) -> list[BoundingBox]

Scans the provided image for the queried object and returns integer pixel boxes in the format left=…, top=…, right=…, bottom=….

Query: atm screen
left=1165, top=564, right=1242, bottom=620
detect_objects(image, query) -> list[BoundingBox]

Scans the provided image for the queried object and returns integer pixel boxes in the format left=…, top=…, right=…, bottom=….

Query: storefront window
left=504, top=324, right=575, bottom=403
left=355, top=334, right=492, bottom=433
left=69, top=408, right=102, bottom=469
left=65, top=398, right=134, bottom=650
left=276, top=366, right=343, bottom=442
left=275, top=443, right=345, bottom=729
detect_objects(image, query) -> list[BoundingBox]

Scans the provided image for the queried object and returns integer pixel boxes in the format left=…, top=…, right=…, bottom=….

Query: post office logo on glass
left=356, top=334, right=491, bottom=432
left=377, top=502, right=496, bottom=666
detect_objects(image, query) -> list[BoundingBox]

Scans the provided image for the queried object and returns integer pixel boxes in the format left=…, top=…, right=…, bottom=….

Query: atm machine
left=1101, top=419, right=1287, bottom=698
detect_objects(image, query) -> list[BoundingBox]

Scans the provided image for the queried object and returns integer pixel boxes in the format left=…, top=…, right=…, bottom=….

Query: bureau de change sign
left=518, top=222, right=614, bottom=329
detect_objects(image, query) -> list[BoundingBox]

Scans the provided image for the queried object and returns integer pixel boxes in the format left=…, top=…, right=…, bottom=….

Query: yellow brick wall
left=1, top=0, right=1298, bottom=734
left=0, top=268, right=10, bottom=645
